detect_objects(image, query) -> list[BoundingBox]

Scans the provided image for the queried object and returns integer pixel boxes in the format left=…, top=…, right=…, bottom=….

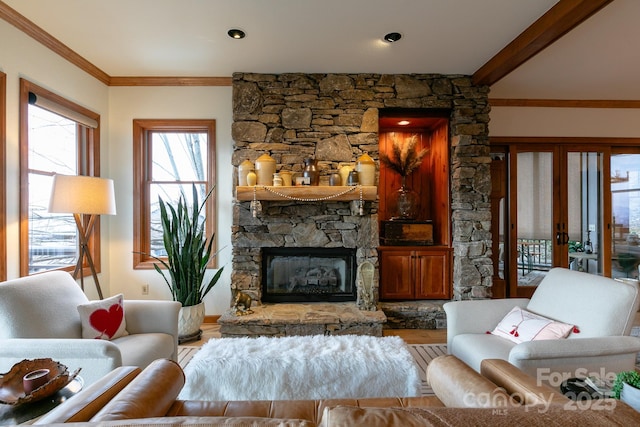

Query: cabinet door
left=380, top=249, right=414, bottom=299
left=415, top=249, right=451, bottom=299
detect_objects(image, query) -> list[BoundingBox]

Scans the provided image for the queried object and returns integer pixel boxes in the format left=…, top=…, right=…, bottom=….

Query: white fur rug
left=178, top=335, right=422, bottom=401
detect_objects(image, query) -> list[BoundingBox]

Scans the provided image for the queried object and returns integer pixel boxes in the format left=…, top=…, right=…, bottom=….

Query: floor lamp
left=48, top=174, right=116, bottom=299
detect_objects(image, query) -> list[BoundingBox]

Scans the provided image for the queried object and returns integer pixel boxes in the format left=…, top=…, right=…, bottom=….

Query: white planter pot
left=621, top=382, right=640, bottom=412
left=178, top=302, right=205, bottom=338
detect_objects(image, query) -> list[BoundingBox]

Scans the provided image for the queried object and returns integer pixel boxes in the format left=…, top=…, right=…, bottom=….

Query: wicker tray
left=0, top=358, right=80, bottom=406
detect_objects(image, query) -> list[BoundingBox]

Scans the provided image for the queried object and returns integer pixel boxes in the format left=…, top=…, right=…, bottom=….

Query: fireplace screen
left=262, top=247, right=357, bottom=302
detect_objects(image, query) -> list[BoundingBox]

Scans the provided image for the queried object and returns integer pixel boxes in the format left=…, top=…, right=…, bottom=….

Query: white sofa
left=0, top=271, right=181, bottom=385
left=445, top=268, right=640, bottom=380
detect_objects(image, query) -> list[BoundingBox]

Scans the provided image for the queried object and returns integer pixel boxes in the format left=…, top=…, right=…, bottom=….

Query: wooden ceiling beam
left=473, top=0, right=614, bottom=87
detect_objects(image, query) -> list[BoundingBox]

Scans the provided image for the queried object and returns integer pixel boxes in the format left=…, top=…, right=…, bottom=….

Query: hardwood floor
left=192, top=323, right=447, bottom=347
left=383, top=328, right=447, bottom=344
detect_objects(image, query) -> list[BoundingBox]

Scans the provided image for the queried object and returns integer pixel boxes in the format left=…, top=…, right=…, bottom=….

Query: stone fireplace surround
left=224, top=72, right=491, bottom=336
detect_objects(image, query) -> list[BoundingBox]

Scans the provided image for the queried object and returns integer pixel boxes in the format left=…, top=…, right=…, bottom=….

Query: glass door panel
left=566, top=152, right=604, bottom=275
left=490, top=153, right=508, bottom=298
left=611, top=154, right=640, bottom=279
left=497, top=142, right=634, bottom=297
left=514, top=151, right=554, bottom=291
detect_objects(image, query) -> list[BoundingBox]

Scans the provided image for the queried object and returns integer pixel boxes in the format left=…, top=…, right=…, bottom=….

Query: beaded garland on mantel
left=251, top=185, right=365, bottom=217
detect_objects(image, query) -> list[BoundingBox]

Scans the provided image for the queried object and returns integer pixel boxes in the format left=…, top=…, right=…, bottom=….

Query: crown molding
left=109, top=76, right=232, bottom=86
left=490, top=98, right=640, bottom=108
left=490, top=136, right=640, bottom=145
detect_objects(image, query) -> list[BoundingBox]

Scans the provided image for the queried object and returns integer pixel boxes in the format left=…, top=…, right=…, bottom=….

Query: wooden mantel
left=235, top=185, right=377, bottom=202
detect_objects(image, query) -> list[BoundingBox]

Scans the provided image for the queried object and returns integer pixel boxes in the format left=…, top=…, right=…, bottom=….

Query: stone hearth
left=380, top=301, right=447, bottom=329
left=218, top=303, right=387, bottom=337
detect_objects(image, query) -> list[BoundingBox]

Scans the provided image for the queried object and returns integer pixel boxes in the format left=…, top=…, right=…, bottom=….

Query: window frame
left=19, top=79, right=101, bottom=277
left=0, top=72, right=6, bottom=281
left=132, top=119, right=217, bottom=270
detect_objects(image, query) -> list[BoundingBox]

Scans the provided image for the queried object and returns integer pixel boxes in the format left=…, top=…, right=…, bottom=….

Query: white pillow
left=491, top=306, right=574, bottom=344
left=77, top=294, right=128, bottom=340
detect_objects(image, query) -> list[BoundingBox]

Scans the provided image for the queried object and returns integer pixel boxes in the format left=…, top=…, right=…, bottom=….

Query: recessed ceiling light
left=228, top=29, right=246, bottom=39
left=398, top=120, right=410, bottom=126
left=383, top=32, right=402, bottom=43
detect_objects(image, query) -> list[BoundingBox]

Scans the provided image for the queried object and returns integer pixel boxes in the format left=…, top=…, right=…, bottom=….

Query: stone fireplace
left=262, top=247, right=357, bottom=303
left=227, top=72, right=492, bottom=333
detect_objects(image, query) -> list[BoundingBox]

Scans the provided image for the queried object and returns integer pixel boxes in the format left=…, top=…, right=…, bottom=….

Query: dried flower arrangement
left=379, top=134, right=429, bottom=177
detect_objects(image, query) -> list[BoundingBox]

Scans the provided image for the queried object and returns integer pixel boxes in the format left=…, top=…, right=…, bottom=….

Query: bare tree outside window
left=28, top=106, right=79, bottom=273
left=132, top=119, right=216, bottom=269
left=20, top=78, right=101, bottom=277
left=149, top=132, right=208, bottom=257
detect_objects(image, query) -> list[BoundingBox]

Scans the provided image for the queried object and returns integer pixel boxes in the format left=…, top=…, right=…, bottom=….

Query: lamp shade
left=48, top=174, right=117, bottom=215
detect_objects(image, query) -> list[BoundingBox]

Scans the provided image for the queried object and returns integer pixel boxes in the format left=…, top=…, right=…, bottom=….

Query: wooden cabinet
left=379, top=246, right=452, bottom=300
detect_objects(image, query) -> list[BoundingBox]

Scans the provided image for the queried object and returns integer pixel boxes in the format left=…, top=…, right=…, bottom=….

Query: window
left=19, top=79, right=101, bottom=276
left=611, top=151, right=640, bottom=279
left=0, top=71, right=6, bottom=281
left=133, top=119, right=217, bottom=269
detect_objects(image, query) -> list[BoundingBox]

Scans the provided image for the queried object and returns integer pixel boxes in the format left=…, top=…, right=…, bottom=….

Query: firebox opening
left=261, top=247, right=357, bottom=303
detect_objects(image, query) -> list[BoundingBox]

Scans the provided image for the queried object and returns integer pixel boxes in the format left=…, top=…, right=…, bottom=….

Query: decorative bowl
left=0, top=358, right=80, bottom=406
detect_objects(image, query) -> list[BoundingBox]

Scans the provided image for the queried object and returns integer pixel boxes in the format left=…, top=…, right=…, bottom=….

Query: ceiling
left=2, top=0, right=639, bottom=99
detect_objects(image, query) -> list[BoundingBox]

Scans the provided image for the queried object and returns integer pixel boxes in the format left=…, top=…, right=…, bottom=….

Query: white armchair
left=0, top=271, right=181, bottom=385
left=445, top=268, right=640, bottom=381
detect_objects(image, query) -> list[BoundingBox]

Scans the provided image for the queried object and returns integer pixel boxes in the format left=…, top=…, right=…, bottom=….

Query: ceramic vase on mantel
left=255, top=154, right=276, bottom=186
left=238, top=159, right=254, bottom=186
left=339, top=165, right=354, bottom=186
left=356, top=153, right=376, bottom=186
left=178, top=302, right=205, bottom=340
left=303, top=158, right=320, bottom=186
left=392, top=176, right=419, bottom=220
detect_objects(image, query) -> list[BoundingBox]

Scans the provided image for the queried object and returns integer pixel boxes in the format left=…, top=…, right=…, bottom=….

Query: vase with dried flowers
left=379, top=134, right=428, bottom=220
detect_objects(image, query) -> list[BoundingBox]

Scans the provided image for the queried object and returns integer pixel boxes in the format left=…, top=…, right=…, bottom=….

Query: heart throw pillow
left=77, top=294, right=128, bottom=340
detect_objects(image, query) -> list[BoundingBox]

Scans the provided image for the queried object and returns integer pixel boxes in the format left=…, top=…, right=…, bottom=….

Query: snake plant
left=150, top=184, right=223, bottom=307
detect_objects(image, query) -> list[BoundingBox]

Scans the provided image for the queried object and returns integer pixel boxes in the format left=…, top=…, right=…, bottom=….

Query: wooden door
left=502, top=143, right=609, bottom=298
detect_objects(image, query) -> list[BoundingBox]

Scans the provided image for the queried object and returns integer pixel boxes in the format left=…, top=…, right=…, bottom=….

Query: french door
left=496, top=144, right=609, bottom=298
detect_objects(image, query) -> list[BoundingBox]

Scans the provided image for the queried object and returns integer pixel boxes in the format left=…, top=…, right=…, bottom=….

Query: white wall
left=108, top=86, right=233, bottom=314
left=0, top=20, right=109, bottom=298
